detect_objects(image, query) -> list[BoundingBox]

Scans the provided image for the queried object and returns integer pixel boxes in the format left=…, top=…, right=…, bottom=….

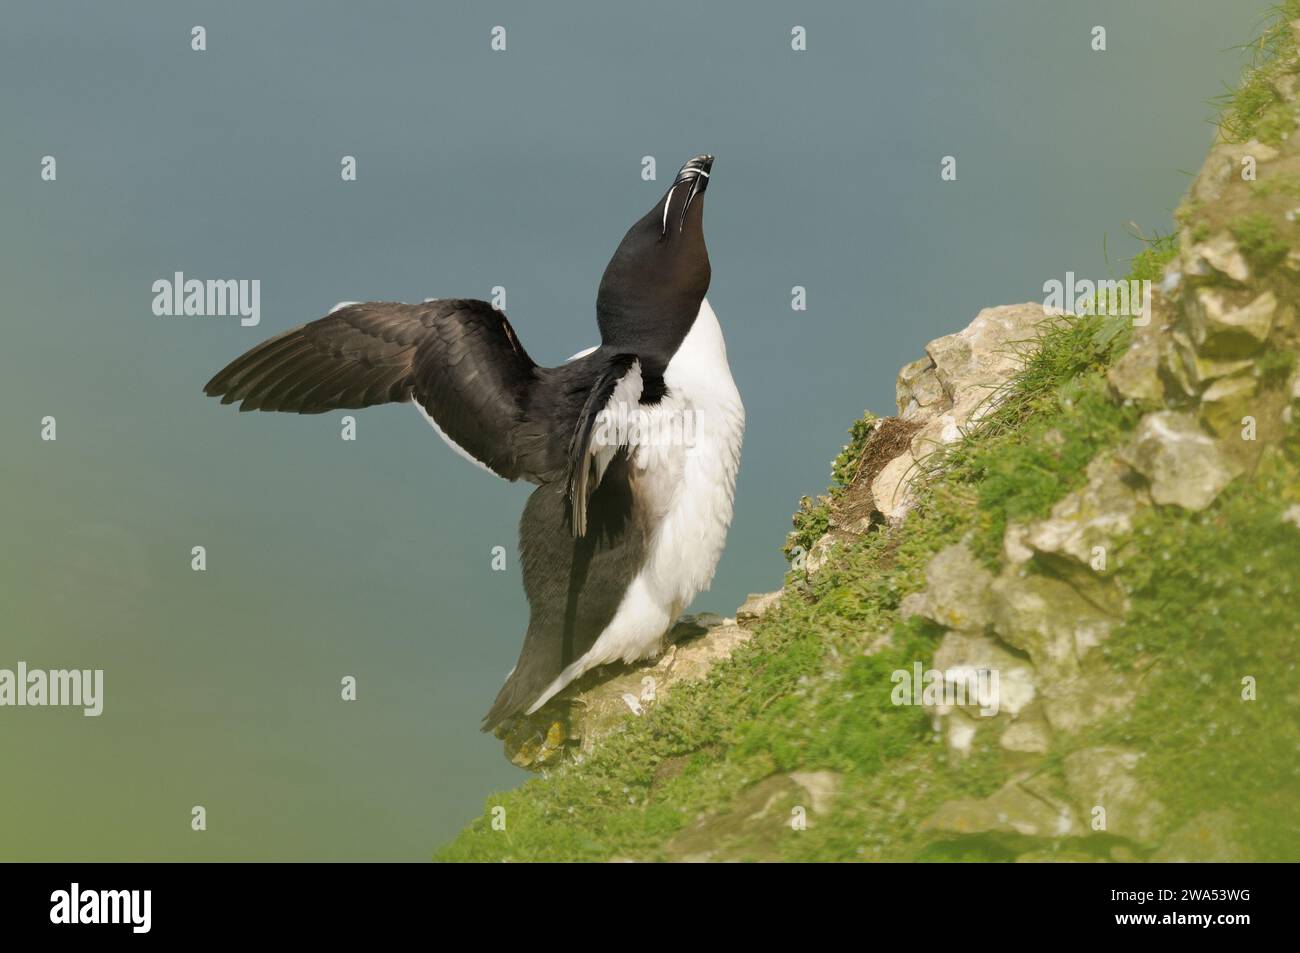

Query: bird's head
left=596, top=155, right=713, bottom=355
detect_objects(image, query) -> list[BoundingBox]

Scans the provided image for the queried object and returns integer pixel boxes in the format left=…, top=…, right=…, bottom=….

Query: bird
left=203, top=154, right=744, bottom=731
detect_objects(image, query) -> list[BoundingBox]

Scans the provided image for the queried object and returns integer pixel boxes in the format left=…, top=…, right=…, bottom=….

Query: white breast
left=526, top=298, right=744, bottom=713
left=635, top=297, right=745, bottom=609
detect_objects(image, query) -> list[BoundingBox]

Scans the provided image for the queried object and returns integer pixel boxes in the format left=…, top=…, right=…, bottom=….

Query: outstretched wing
left=203, top=299, right=543, bottom=481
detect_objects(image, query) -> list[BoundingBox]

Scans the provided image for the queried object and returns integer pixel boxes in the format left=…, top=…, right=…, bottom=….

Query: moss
left=1254, top=171, right=1300, bottom=198
left=1174, top=199, right=1201, bottom=226
left=1259, top=346, right=1298, bottom=387
left=1231, top=212, right=1290, bottom=270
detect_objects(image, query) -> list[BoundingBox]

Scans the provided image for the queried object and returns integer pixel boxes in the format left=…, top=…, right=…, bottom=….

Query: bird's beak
left=661, top=154, right=713, bottom=236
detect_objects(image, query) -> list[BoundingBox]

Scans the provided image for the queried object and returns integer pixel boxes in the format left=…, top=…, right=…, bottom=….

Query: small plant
left=784, top=412, right=879, bottom=559
left=1231, top=213, right=1289, bottom=271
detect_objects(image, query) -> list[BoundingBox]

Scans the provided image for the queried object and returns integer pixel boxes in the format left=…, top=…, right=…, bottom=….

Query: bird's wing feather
left=565, top=354, right=643, bottom=537
left=203, top=299, right=543, bottom=481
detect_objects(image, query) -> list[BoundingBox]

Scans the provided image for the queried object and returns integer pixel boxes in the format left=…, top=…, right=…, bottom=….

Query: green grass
left=1214, top=1, right=1300, bottom=145
left=1231, top=212, right=1291, bottom=271
left=1098, top=443, right=1300, bottom=860
left=1260, top=346, right=1298, bottom=386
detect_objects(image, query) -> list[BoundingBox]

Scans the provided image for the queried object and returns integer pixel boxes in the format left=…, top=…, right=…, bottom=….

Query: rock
left=1189, top=142, right=1278, bottom=206
left=1273, top=70, right=1300, bottom=100
left=920, top=775, right=1078, bottom=840
left=1151, top=809, right=1252, bottom=862
left=1107, top=322, right=1166, bottom=406
left=905, top=544, right=996, bottom=631
left=931, top=632, right=1037, bottom=718
left=1187, top=288, right=1277, bottom=357
left=904, top=303, right=1050, bottom=432
left=804, top=533, right=838, bottom=574
left=991, top=572, right=1118, bottom=682
left=1002, top=523, right=1035, bottom=564
left=941, top=709, right=981, bottom=756
left=990, top=566, right=1132, bottom=734
left=1199, top=371, right=1259, bottom=437
left=1022, top=452, right=1146, bottom=570
left=1000, top=706, right=1052, bottom=754
left=787, top=770, right=841, bottom=816
left=896, top=355, right=945, bottom=418
left=1178, top=343, right=1258, bottom=390
left=736, top=590, right=782, bottom=626
left=498, top=612, right=753, bottom=770
left=927, top=305, right=1047, bottom=411
left=1162, top=328, right=1202, bottom=399
left=1117, top=411, right=1242, bottom=511
left=869, top=452, right=917, bottom=523
left=664, top=772, right=841, bottom=861
left=1183, top=231, right=1251, bottom=282
left=1040, top=668, right=1136, bottom=735
left=908, top=412, right=965, bottom=462
left=1064, top=747, right=1165, bottom=847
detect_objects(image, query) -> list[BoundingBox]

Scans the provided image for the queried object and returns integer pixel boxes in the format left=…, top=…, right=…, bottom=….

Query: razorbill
left=203, top=155, right=744, bottom=731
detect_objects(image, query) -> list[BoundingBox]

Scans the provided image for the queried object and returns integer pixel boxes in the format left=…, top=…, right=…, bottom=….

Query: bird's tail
left=481, top=668, right=539, bottom=733
left=481, top=625, right=572, bottom=733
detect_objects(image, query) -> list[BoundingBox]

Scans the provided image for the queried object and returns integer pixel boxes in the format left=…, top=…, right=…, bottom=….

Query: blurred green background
left=0, top=0, right=1275, bottom=859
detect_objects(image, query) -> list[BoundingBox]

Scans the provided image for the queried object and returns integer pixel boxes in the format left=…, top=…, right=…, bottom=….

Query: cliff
left=439, top=6, right=1300, bottom=862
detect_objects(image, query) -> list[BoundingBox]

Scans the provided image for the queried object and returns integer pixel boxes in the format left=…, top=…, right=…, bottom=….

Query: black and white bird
left=203, top=155, right=743, bottom=731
